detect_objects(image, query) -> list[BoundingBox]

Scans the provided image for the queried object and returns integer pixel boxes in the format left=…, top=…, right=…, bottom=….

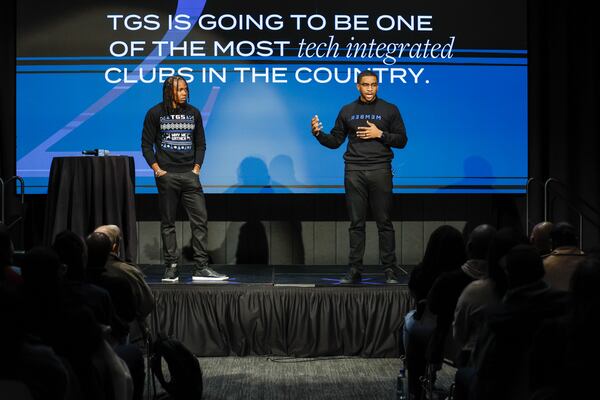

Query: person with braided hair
left=141, top=75, right=228, bottom=282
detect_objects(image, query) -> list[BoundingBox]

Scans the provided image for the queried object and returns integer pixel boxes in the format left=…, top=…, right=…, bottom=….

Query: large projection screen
left=17, top=0, right=527, bottom=194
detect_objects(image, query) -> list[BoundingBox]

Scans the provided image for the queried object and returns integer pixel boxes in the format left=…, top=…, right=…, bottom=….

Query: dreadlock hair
left=162, top=75, right=189, bottom=114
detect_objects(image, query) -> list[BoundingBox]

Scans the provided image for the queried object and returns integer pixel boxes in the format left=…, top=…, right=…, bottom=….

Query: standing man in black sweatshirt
left=142, top=75, right=228, bottom=282
left=311, top=70, right=408, bottom=284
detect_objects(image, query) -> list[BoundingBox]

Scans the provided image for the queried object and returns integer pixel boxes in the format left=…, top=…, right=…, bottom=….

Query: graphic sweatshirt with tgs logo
left=141, top=102, right=206, bottom=172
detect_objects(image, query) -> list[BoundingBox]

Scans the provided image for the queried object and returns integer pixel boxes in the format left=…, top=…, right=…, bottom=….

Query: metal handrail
left=543, top=178, right=557, bottom=223
left=544, top=178, right=600, bottom=222
left=0, top=176, right=25, bottom=226
left=544, top=177, right=600, bottom=249
left=526, top=177, right=539, bottom=236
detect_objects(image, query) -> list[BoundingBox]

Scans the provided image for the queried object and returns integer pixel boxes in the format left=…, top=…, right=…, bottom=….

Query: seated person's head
left=93, top=225, right=121, bottom=254
left=485, top=228, right=528, bottom=293
left=466, top=224, right=496, bottom=260
left=550, top=222, right=578, bottom=249
left=421, top=225, right=466, bottom=273
left=570, top=255, right=600, bottom=323
left=530, top=221, right=553, bottom=255
left=502, top=244, right=545, bottom=289
left=85, top=232, right=112, bottom=270
left=22, top=246, right=63, bottom=289
left=52, top=230, right=87, bottom=281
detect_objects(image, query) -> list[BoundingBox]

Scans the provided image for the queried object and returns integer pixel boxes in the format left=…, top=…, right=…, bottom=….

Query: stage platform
left=142, top=264, right=412, bottom=286
left=143, top=265, right=414, bottom=358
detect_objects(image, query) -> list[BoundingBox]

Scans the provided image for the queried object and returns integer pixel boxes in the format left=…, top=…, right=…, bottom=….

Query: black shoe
left=161, top=264, right=179, bottom=282
left=385, top=268, right=399, bottom=284
left=340, top=268, right=361, bottom=284
left=192, top=265, right=229, bottom=281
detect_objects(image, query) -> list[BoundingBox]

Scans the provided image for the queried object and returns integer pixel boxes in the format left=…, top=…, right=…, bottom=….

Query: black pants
left=344, top=169, right=396, bottom=271
left=155, top=171, right=208, bottom=267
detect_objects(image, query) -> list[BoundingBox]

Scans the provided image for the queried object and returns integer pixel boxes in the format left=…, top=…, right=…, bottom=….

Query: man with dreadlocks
left=141, top=75, right=228, bottom=282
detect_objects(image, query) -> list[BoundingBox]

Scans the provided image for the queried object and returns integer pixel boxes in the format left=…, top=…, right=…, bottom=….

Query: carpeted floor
left=146, top=356, right=456, bottom=399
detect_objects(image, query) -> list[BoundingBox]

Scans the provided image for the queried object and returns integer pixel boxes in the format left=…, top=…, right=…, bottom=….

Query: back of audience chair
left=420, top=330, right=460, bottom=400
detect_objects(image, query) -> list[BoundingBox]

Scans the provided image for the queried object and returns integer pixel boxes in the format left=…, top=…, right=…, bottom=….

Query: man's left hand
left=356, top=121, right=383, bottom=139
left=192, top=165, right=201, bottom=175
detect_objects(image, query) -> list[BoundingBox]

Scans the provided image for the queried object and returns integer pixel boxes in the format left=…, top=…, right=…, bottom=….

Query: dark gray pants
left=155, top=171, right=208, bottom=267
left=344, top=169, right=396, bottom=271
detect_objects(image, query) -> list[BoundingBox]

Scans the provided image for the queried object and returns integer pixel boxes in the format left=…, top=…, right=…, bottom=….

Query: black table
left=44, top=156, right=137, bottom=262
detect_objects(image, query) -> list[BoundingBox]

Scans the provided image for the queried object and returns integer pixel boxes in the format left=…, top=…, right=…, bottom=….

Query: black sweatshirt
left=141, top=102, right=206, bottom=173
left=315, top=96, right=407, bottom=170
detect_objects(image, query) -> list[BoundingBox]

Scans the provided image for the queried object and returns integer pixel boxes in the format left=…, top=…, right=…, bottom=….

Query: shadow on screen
left=268, top=155, right=306, bottom=265
left=436, top=155, right=495, bottom=194
left=210, top=156, right=306, bottom=265
left=269, top=154, right=303, bottom=190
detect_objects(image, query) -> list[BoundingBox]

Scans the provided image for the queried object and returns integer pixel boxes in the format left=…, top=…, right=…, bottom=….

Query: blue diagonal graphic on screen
left=17, top=0, right=211, bottom=178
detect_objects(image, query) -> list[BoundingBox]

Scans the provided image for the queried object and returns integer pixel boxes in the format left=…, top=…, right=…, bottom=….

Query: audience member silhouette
left=52, top=230, right=129, bottom=343
left=19, top=246, right=134, bottom=399
left=529, top=254, right=600, bottom=399
left=543, top=221, right=585, bottom=290
left=94, top=224, right=154, bottom=337
left=404, top=225, right=466, bottom=399
left=529, top=221, right=553, bottom=256
left=0, top=284, right=68, bottom=400
left=408, top=225, right=467, bottom=303
left=86, top=232, right=137, bottom=334
left=427, top=224, right=496, bottom=367
left=85, top=231, right=143, bottom=400
left=468, top=244, right=570, bottom=400
left=453, top=227, right=526, bottom=366
left=20, top=246, right=66, bottom=341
